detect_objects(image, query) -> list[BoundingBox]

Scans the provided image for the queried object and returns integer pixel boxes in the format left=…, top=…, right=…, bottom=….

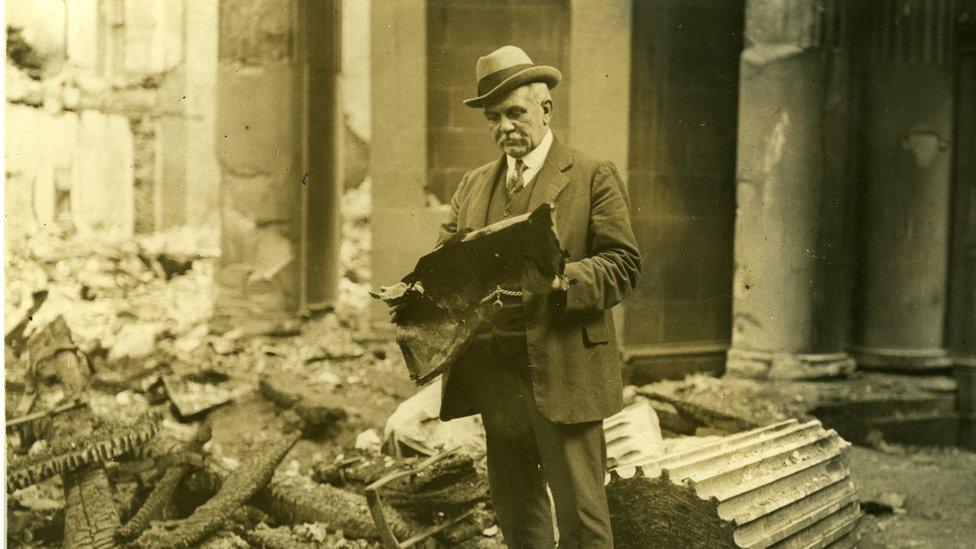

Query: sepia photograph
left=3, top=0, right=975, bottom=547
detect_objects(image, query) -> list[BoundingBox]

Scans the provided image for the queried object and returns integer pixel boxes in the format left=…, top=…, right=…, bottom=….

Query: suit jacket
left=437, top=138, right=641, bottom=424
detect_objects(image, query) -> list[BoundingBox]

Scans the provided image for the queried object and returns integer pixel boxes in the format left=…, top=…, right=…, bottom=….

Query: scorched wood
left=373, top=203, right=563, bottom=384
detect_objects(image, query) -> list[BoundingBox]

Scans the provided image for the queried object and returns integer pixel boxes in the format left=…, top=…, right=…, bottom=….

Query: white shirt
left=506, top=128, right=554, bottom=190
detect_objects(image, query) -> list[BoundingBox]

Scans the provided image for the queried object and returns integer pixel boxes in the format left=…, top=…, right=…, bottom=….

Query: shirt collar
left=506, top=128, right=554, bottom=174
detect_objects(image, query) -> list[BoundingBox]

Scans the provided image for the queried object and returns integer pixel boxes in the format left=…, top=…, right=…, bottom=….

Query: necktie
left=507, top=159, right=526, bottom=196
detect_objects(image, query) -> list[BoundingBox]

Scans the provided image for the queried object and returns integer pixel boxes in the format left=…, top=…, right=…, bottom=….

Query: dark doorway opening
left=623, top=0, right=744, bottom=382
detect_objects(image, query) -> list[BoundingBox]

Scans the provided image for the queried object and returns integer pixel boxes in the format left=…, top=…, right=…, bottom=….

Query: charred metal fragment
left=62, top=467, right=121, bottom=549
left=6, top=412, right=160, bottom=493
left=373, top=203, right=563, bottom=384
left=130, top=430, right=301, bottom=548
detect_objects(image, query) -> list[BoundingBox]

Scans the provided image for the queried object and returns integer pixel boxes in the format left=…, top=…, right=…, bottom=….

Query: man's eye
left=486, top=114, right=500, bottom=122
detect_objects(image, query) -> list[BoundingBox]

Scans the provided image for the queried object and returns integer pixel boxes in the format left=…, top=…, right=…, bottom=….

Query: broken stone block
left=606, top=419, right=862, bottom=548
left=162, top=374, right=234, bottom=419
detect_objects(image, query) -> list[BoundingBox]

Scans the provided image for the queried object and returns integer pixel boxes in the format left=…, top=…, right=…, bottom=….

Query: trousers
left=479, top=338, right=614, bottom=549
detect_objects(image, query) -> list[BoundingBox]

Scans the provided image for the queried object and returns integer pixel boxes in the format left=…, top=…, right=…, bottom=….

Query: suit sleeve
left=562, top=161, right=641, bottom=314
left=436, top=172, right=469, bottom=247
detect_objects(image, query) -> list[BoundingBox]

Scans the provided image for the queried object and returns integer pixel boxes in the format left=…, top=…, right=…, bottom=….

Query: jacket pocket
left=582, top=313, right=610, bottom=345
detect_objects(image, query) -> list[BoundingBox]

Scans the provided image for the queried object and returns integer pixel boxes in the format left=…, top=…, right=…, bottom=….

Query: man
left=405, top=46, right=641, bottom=547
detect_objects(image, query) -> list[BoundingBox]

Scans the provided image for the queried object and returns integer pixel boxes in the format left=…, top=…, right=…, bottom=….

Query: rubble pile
left=4, top=217, right=504, bottom=547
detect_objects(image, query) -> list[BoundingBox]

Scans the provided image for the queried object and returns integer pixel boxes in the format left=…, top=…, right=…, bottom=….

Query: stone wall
left=4, top=0, right=220, bottom=247
left=425, top=0, right=571, bottom=205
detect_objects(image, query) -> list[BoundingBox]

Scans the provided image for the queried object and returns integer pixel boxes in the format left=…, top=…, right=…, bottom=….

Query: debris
left=163, top=374, right=234, bottom=418
left=6, top=398, right=86, bottom=446
left=606, top=419, right=863, bottom=548
left=26, top=315, right=92, bottom=395
left=638, top=385, right=757, bottom=434
left=365, top=449, right=487, bottom=547
left=355, top=429, right=383, bottom=454
left=131, top=429, right=303, bottom=548
left=384, top=384, right=661, bottom=469
left=862, top=492, right=907, bottom=516
left=107, top=323, right=162, bottom=362
left=603, top=400, right=663, bottom=470
left=256, top=469, right=414, bottom=541
left=5, top=289, right=49, bottom=354
left=258, top=372, right=348, bottom=431
left=62, top=467, right=122, bottom=549
left=383, top=377, right=486, bottom=458
left=115, top=425, right=213, bottom=542
left=7, top=412, right=160, bottom=492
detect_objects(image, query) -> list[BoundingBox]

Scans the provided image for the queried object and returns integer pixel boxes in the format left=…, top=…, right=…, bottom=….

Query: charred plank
left=62, top=467, right=121, bottom=549
left=130, top=430, right=301, bottom=548
left=255, top=471, right=414, bottom=541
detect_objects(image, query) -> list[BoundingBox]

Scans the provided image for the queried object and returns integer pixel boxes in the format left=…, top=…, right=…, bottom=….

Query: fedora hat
left=463, top=46, right=562, bottom=108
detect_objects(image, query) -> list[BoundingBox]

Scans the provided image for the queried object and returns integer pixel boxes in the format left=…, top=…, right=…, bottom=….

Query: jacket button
left=503, top=210, right=510, bottom=217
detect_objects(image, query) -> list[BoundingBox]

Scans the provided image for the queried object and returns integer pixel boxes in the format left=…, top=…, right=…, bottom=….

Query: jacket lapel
left=527, top=139, right=573, bottom=212
left=466, top=156, right=506, bottom=230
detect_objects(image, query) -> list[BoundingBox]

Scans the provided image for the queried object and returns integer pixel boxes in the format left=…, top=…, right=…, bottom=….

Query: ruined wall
left=4, top=0, right=220, bottom=247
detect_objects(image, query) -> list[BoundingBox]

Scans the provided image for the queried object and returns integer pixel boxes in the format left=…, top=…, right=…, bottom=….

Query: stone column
left=215, top=0, right=303, bottom=317
left=851, top=0, right=957, bottom=371
left=369, top=0, right=449, bottom=328
left=727, top=0, right=856, bottom=378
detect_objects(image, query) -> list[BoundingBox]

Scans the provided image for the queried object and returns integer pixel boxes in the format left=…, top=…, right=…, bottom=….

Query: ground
left=851, top=445, right=976, bottom=549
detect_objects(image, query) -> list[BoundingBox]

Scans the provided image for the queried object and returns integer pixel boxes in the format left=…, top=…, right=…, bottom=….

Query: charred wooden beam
left=115, top=423, right=213, bottom=541
left=62, top=467, right=121, bottom=549
left=115, top=465, right=190, bottom=542
left=130, top=429, right=302, bottom=548
left=255, top=472, right=414, bottom=541
left=606, top=419, right=862, bottom=548
left=313, top=452, right=488, bottom=515
left=373, top=203, right=563, bottom=384
left=6, top=412, right=160, bottom=492
left=258, top=373, right=348, bottom=432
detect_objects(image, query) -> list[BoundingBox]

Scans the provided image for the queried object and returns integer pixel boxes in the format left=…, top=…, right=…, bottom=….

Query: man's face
left=484, top=85, right=552, bottom=158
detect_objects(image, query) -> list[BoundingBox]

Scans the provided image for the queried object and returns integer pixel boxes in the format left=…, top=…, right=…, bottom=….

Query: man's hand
left=369, top=281, right=419, bottom=325
left=551, top=274, right=569, bottom=292
left=389, top=301, right=406, bottom=324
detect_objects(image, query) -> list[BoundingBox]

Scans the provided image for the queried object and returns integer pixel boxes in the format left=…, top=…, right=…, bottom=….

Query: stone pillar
left=727, top=0, right=856, bottom=378
left=851, top=0, right=957, bottom=371
left=215, top=0, right=303, bottom=317
left=369, top=0, right=448, bottom=327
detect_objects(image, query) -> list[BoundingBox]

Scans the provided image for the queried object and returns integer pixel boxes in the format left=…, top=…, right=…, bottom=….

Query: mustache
left=499, top=134, right=528, bottom=145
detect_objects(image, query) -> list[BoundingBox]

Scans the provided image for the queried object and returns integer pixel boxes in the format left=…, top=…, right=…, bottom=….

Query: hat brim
left=463, top=66, right=562, bottom=108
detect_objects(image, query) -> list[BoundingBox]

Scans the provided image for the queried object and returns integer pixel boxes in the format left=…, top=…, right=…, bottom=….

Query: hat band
left=477, top=63, right=535, bottom=97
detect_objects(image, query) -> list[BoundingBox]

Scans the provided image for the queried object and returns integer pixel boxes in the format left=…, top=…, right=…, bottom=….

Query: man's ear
left=542, top=99, right=553, bottom=124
